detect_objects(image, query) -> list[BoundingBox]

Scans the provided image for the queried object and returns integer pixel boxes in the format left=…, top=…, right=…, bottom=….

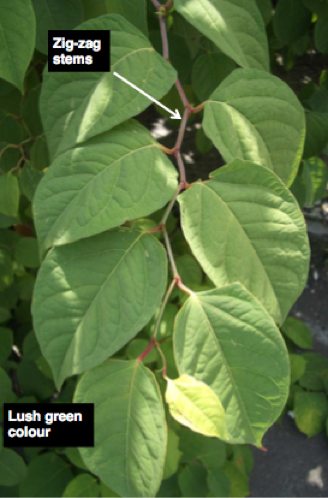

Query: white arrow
left=113, top=71, right=181, bottom=120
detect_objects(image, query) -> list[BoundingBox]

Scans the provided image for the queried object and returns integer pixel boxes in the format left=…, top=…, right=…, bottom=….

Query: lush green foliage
left=0, top=0, right=328, bottom=497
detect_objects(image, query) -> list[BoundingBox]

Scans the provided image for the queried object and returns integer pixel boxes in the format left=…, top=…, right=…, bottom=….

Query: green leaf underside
left=173, top=283, right=290, bottom=446
left=178, top=160, right=309, bottom=324
left=74, top=360, right=167, bottom=497
left=32, top=229, right=167, bottom=387
left=174, top=0, right=269, bottom=71
left=34, top=120, right=178, bottom=250
left=165, top=375, right=228, bottom=439
left=40, top=14, right=176, bottom=158
left=203, top=68, right=305, bottom=185
left=0, top=0, right=36, bottom=91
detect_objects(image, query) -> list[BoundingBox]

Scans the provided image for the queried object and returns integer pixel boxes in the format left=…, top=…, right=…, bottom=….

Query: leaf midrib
left=200, top=182, right=280, bottom=318
left=194, top=296, right=258, bottom=443
left=60, top=232, right=144, bottom=380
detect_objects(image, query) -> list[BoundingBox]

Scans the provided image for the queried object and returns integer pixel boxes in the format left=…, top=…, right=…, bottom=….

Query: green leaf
left=0, top=307, right=10, bottom=324
left=303, top=0, right=328, bottom=14
left=294, top=391, right=328, bottom=436
left=32, top=0, right=84, bottom=54
left=16, top=359, right=55, bottom=400
left=126, top=339, right=158, bottom=364
left=299, top=352, right=328, bottom=391
left=15, top=237, right=40, bottom=268
left=62, top=474, right=100, bottom=498
left=32, top=229, right=167, bottom=387
left=223, top=462, right=250, bottom=497
left=255, top=0, right=273, bottom=24
left=282, top=317, right=313, bottom=349
left=0, top=173, right=19, bottom=218
left=40, top=15, right=176, bottom=158
left=273, top=0, right=311, bottom=44
left=165, top=374, right=228, bottom=439
left=207, top=468, right=230, bottom=497
left=315, top=10, right=328, bottom=53
left=179, top=427, right=227, bottom=468
left=0, top=366, right=15, bottom=403
left=63, top=448, right=87, bottom=471
left=203, top=69, right=306, bottom=185
left=29, top=136, right=49, bottom=171
left=178, top=462, right=208, bottom=497
left=173, top=283, right=290, bottom=446
left=0, top=327, right=13, bottom=364
left=0, top=449, right=27, bottom=487
left=0, top=0, right=36, bottom=91
left=34, top=121, right=178, bottom=249
left=19, top=163, right=43, bottom=202
left=192, top=53, right=236, bottom=102
left=104, top=0, right=148, bottom=35
left=178, top=160, right=309, bottom=324
left=176, top=254, right=203, bottom=288
left=74, top=360, right=167, bottom=497
left=232, top=445, right=254, bottom=475
left=162, top=429, right=182, bottom=480
left=174, top=0, right=269, bottom=71
left=19, top=453, right=73, bottom=497
left=289, top=354, right=307, bottom=384
left=303, top=111, right=328, bottom=158
left=303, top=157, right=328, bottom=206
left=0, top=248, right=13, bottom=291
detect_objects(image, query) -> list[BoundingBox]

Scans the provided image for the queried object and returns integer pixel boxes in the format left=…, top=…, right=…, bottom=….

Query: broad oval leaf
left=165, top=375, right=228, bottom=439
left=178, top=160, right=310, bottom=324
left=74, top=359, right=167, bottom=497
left=0, top=0, right=36, bottom=91
left=174, top=0, right=269, bottom=71
left=173, top=283, right=290, bottom=446
left=40, top=15, right=176, bottom=158
left=32, top=229, right=167, bottom=387
left=34, top=121, right=178, bottom=250
left=203, top=68, right=305, bottom=185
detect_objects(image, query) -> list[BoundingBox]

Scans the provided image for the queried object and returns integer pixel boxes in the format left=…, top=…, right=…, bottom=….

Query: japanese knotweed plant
left=25, top=0, right=310, bottom=495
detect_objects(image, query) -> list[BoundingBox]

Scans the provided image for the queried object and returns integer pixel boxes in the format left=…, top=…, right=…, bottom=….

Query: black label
left=3, top=403, right=94, bottom=447
left=48, top=30, right=110, bottom=72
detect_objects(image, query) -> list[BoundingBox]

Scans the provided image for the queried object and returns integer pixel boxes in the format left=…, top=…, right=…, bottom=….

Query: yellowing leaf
left=173, top=284, right=290, bottom=446
left=165, top=374, right=229, bottom=440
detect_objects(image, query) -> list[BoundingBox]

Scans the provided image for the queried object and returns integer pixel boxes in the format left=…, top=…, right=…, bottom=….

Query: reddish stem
left=159, top=15, right=169, bottom=60
left=137, top=337, right=157, bottom=362
left=175, top=78, right=191, bottom=109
